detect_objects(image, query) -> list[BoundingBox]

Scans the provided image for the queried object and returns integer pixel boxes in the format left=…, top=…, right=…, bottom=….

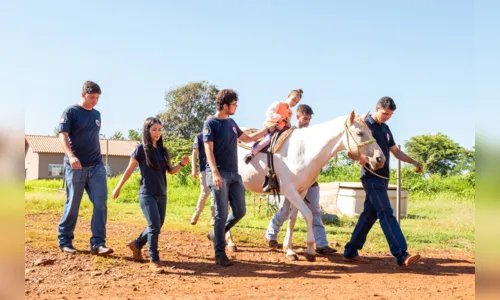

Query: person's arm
left=238, top=123, right=277, bottom=143
left=265, top=101, right=282, bottom=121
left=204, top=141, right=222, bottom=187
left=112, top=157, right=138, bottom=199
left=58, top=132, right=81, bottom=169
left=191, top=148, right=199, bottom=178
left=390, top=145, right=423, bottom=172
left=167, top=155, right=190, bottom=175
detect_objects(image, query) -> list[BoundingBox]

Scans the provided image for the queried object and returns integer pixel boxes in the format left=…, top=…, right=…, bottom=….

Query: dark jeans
left=344, top=177, right=409, bottom=265
left=58, top=163, right=108, bottom=250
left=206, top=170, right=246, bottom=256
left=134, top=194, right=167, bottom=262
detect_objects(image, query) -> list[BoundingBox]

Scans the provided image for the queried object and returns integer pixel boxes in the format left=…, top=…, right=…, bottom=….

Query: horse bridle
left=344, top=117, right=376, bottom=155
left=343, top=116, right=392, bottom=180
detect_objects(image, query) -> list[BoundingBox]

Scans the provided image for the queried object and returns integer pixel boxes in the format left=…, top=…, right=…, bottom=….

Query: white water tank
left=267, top=182, right=408, bottom=218
left=332, top=182, right=408, bottom=217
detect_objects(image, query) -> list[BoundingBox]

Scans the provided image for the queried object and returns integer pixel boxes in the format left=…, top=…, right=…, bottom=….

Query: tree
left=54, top=127, right=60, bottom=136
left=158, top=81, right=218, bottom=140
left=128, top=129, right=142, bottom=141
left=404, top=133, right=463, bottom=175
left=453, top=146, right=475, bottom=175
left=111, top=131, right=125, bottom=140
left=163, top=136, right=193, bottom=158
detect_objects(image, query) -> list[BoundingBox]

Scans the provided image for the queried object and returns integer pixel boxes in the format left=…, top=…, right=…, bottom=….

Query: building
left=25, top=134, right=140, bottom=180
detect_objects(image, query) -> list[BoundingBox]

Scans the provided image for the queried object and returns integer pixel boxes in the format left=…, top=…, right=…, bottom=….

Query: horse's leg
left=283, top=207, right=299, bottom=261
left=281, top=185, right=316, bottom=262
left=226, top=230, right=237, bottom=252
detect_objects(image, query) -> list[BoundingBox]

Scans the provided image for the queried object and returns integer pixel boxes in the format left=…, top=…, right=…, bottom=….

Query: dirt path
left=25, top=213, right=475, bottom=300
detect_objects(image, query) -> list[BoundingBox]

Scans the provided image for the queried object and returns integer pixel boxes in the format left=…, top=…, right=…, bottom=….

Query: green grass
left=25, top=180, right=475, bottom=254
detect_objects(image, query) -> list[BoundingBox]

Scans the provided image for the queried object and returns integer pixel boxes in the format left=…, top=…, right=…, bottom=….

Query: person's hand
left=191, top=170, right=198, bottom=179
left=69, top=155, right=82, bottom=169
left=180, top=156, right=190, bottom=166
left=112, top=188, right=120, bottom=199
left=414, top=161, right=424, bottom=173
left=212, top=172, right=222, bottom=188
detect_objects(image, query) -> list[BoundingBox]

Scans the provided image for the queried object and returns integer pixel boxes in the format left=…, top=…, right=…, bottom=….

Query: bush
left=107, top=172, right=141, bottom=203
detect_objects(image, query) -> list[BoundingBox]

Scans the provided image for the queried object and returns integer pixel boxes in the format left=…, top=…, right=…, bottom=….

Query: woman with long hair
left=112, top=117, right=189, bottom=273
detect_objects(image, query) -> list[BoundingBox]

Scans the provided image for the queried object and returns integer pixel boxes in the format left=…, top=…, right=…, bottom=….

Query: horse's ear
left=349, top=110, right=356, bottom=125
left=361, top=111, right=370, bottom=121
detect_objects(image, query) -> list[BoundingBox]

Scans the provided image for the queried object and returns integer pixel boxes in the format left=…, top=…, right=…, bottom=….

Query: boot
left=244, top=153, right=254, bottom=164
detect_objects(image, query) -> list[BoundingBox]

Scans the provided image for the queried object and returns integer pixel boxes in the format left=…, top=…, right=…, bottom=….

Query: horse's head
left=343, top=111, right=386, bottom=170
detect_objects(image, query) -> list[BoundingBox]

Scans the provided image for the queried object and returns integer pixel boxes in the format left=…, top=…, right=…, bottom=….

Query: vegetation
left=157, top=81, right=218, bottom=140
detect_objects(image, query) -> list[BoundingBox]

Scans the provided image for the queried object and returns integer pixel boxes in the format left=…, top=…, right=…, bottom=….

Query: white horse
left=234, top=111, right=385, bottom=261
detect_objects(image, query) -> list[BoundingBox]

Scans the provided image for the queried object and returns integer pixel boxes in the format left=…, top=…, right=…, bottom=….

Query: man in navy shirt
left=344, top=96, right=423, bottom=267
left=57, top=81, right=113, bottom=255
left=203, top=89, right=277, bottom=266
left=190, top=115, right=216, bottom=226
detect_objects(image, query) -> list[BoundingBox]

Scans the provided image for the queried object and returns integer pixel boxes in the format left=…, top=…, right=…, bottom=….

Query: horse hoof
left=286, top=254, right=299, bottom=261
left=304, top=252, right=316, bottom=262
left=228, top=245, right=237, bottom=252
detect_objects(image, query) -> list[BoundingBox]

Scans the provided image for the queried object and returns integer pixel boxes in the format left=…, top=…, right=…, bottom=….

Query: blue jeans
left=58, top=163, right=108, bottom=250
left=344, top=177, right=409, bottom=265
left=265, top=186, right=329, bottom=247
left=134, top=194, right=167, bottom=262
left=206, top=170, right=246, bottom=256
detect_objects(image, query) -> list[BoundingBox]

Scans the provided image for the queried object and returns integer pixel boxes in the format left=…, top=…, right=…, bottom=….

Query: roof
left=25, top=135, right=139, bottom=157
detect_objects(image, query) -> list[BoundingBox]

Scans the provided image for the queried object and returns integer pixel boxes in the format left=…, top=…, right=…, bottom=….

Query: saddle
left=238, top=128, right=295, bottom=197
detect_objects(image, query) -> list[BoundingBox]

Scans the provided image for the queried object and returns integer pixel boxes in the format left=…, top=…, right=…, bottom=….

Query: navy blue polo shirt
left=361, top=114, right=395, bottom=179
left=132, top=143, right=168, bottom=196
left=193, top=132, right=207, bottom=172
left=203, top=117, right=243, bottom=173
left=58, top=105, right=103, bottom=167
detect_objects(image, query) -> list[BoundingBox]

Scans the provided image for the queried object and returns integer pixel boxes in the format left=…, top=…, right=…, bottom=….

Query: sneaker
left=60, top=246, right=77, bottom=254
left=190, top=212, right=200, bottom=225
left=90, top=246, right=114, bottom=255
left=316, top=246, right=337, bottom=255
left=206, top=231, right=214, bottom=241
left=243, top=153, right=254, bottom=164
left=401, top=254, right=421, bottom=267
left=264, top=236, right=279, bottom=249
left=215, top=254, right=233, bottom=267
left=128, top=241, right=143, bottom=262
left=149, top=261, right=164, bottom=274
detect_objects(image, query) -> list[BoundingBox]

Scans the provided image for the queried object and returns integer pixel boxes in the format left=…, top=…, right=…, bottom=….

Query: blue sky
left=6, top=0, right=495, bottom=150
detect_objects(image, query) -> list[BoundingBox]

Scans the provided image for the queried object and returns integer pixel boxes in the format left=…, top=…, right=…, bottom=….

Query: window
left=48, top=164, right=64, bottom=178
